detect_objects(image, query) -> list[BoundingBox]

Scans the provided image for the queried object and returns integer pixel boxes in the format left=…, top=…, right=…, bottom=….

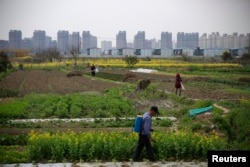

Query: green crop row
left=0, top=145, right=29, bottom=164
left=0, top=89, right=134, bottom=119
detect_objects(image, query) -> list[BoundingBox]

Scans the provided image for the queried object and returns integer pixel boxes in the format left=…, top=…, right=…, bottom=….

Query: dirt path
left=214, top=103, right=230, bottom=116
left=213, top=103, right=230, bottom=114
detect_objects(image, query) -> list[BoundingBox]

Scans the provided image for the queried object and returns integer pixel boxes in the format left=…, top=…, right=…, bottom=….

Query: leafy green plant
left=221, top=51, right=232, bottom=62
left=0, top=88, right=18, bottom=98
left=155, top=119, right=173, bottom=127
left=191, top=123, right=201, bottom=132
left=0, top=101, right=28, bottom=118
left=0, top=90, right=134, bottom=119
left=0, top=146, right=29, bottom=163
left=0, top=51, right=12, bottom=72
left=193, top=100, right=213, bottom=108
left=0, top=134, right=28, bottom=145
left=212, top=113, right=232, bottom=139
left=226, top=99, right=250, bottom=149
left=123, top=55, right=139, bottom=67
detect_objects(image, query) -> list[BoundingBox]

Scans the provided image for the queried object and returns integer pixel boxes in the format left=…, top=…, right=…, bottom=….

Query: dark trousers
left=133, top=134, right=155, bottom=161
left=91, top=71, right=95, bottom=76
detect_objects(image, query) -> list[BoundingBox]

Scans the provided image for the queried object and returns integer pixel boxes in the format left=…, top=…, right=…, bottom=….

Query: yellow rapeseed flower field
left=14, top=58, right=241, bottom=69
left=28, top=130, right=226, bottom=161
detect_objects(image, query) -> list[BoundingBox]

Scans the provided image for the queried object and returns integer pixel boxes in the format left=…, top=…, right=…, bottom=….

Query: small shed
left=89, top=48, right=101, bottom=57
left=161, top=48, right=172, bottom=57
left=122, top=48, right=134, bottom=56
left=141, top=49, right=152, bottom=57
left=204, top=49, right=226, bottom=57
left=229, top=48, right=248, bottom=57
left=182, top=48, right=194, bottom=56
left=173, top=49, right=183, bottom=55
left=108, top=49, right=118, bottom=56
left=153, top=49, right=161, bottom=56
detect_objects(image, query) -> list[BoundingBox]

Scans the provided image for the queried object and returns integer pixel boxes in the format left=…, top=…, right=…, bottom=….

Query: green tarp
left=189, top=106, right=213, bottom=116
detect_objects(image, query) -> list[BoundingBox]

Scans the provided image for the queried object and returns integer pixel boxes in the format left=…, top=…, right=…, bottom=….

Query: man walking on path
left=133, top=106, right=159, bottom=162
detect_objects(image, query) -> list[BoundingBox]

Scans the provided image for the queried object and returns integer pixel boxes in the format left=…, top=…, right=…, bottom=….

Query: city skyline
left=0, top=0, right=249, bottom=45
left=1, top=29, right=249, bottom=57
left=2, top=29, right=249, bottom=50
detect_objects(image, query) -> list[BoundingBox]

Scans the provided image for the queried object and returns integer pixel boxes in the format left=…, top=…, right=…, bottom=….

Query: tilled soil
left=1, top=69, right=248, bottom=100
left=0, top=70, right=120, bottom=96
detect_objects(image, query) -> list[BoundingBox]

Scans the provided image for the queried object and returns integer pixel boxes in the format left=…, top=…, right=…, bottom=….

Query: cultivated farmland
left=0, top=57, right=250, bottom=164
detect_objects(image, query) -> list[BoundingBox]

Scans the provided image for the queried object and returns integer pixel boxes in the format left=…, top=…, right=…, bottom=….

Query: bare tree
left=37, top=48, right=61, bottom=62
left=45, top=48, right=61, bottom=62
left=70, top=47, right=80, bottom=67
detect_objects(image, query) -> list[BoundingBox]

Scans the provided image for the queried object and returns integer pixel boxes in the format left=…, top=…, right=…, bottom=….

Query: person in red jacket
left=175, top=73, right=182, bottom=96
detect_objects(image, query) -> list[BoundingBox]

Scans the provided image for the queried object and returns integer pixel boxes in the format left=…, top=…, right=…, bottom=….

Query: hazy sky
left=0, top=0, right=249, bottom=46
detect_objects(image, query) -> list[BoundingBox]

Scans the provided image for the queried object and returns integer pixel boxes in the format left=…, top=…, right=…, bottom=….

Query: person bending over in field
left=90, top=64, right=96, bottom=76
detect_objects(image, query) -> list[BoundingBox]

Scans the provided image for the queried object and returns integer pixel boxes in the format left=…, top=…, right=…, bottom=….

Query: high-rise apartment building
left=248, top=34, right=250, bottom=48
left=57, top=30, right=69, bottom=54
left=101, top=40, right=112, bottom=54
left=82, top=31, right=97, bottom=54
left=45, top=36, right=53, bottom=50
left=177, top=32, right=199, bottom=49
left=134, top=31, right=145, bottom=49
left=161, top=32, right=172, bottom=49
left=33, top=30, right=46, bottom=54
left=232, top=33, right=239, bottom=48
left=51, top=40, right=57, bottom=49
left=21, top=38, right=33, bottom=50
left=0, top=40, right=9, bottom=50
left=199, top=33, right=207, bottom=49
left=144, top=39, right=152, bottom=49
left=151, top=39, right=157, bottom=49
left=191, top=32, right=199, bottom=49
left=9, top=30, right=22, bottom=49
left=199, top=32, right=250, bottom=49
left=239, top=34, right=246, bottom=48
left=127, top=42, right=133, bottom=48
left=116, top=31, right=127, bottom=49
left=207, top=32, right=221, bottom=49
left=71, top=32, right=80, bottom=51
left=177, top=32, right=184, bottom=48
left=221, top=34, right=230, bottom=49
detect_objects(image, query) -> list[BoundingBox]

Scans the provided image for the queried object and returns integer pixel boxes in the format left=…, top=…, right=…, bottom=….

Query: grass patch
left=224, top=88, right=250, bottom=95
left=0, top=101, right=28, bottom=118
left=0, top=145, right=29, bottom=163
